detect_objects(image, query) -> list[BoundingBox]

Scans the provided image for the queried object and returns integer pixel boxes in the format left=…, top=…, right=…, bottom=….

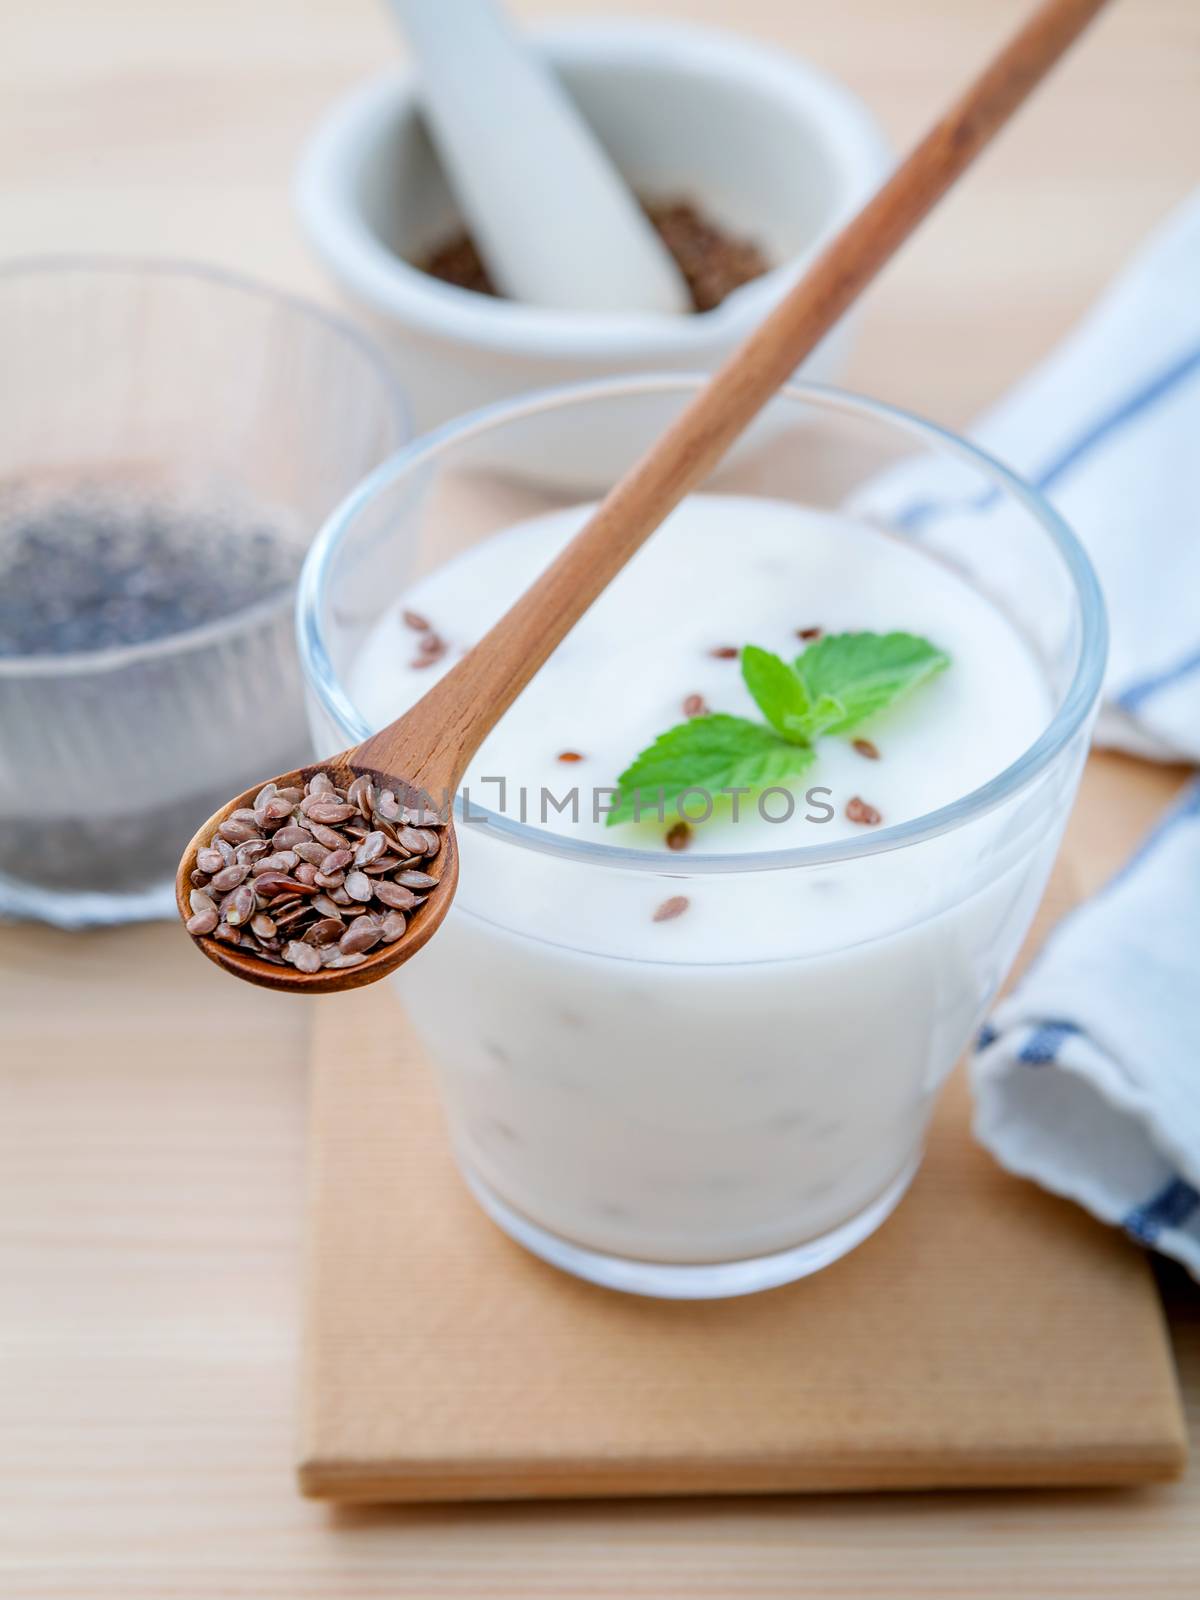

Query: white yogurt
left=350, top=495, right=1070, bottom=1276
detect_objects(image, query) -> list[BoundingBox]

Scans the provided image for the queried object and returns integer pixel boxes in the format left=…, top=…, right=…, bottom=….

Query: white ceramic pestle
left=388, top=0, right=692, bottom=315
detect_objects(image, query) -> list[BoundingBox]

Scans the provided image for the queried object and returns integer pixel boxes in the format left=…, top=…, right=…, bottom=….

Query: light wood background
left=2, top=0, right=1199, bottom=1594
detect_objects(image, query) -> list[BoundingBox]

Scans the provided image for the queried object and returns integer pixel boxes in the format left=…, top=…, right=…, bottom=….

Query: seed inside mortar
left=184, top=771, right=447, bottom=971
left=418, top=198, right=770, bottom=315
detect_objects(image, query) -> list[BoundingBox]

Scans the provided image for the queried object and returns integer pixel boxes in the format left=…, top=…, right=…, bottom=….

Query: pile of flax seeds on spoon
left=183, top=772, right=445, bottom=972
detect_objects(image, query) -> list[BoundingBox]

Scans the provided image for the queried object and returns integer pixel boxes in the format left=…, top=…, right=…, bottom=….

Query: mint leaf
left=607, top=714, right=815, bottom=827
left=793, top=631, right=950, bottom=736
left=740, top=646, right=813, bottom=744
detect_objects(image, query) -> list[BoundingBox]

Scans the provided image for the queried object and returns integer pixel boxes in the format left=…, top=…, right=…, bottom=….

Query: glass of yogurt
left=299, top=378, right=1106, bottom=1299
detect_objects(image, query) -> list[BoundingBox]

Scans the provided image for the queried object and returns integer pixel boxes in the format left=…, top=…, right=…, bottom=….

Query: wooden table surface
left=3, top=0, right=1199, bottom=1594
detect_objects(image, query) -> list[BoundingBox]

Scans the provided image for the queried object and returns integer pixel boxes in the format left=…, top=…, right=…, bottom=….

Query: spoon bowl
left=175, top=756, right=459, bottom=994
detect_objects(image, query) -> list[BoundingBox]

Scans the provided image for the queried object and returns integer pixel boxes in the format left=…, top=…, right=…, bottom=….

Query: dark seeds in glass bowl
left=0, top=497, right=301, bottom=658
left=0, top=490, right=307, bottom=905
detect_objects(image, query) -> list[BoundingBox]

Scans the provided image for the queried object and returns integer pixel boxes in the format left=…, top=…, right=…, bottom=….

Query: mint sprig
left=607, top=631, right=949, bottom=828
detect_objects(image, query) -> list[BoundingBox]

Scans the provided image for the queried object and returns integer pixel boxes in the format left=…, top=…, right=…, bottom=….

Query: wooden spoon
left=178, top=0, right=1111, bottom=994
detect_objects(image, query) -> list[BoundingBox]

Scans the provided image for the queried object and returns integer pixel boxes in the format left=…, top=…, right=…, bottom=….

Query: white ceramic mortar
left=295, top=19, right=891, bottom=428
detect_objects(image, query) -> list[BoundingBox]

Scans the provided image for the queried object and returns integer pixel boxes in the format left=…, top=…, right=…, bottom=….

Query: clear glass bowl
left=0, top=259, right=408, bottom=926
left=299, top=377, right=1106, bottom=1299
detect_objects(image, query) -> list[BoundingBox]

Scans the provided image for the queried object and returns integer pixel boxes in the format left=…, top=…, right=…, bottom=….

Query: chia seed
left=0, top=497, right=302, bottom=658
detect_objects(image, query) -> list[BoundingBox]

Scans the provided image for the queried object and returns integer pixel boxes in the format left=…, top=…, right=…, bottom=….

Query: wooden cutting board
left=298, top=866, right=1187, bottom=1503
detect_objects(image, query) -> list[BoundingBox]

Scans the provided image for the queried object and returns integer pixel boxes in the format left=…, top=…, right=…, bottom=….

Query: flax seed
left=846, top=796, right=882, bottom=826
left=224, top=884, right=256, bottom=926
left=217, top=818, right=259, bottom=845
left=653, top=895, right=690, bottom=922
left=303, top=799, right=356, bottom=825
left=273, top=824, right=312, bottom=851
left=375, top=790, right=401, bottom=821
left=345, top=870, right=374, bottom=903
left=394, top=869, right=438, bottom=889
left=209, top=862, right=250, bottom=892
left=284, top=940, right=321, bottom=974
left=339, top=918, right=383, bottom=956
left=354, top=831, right=387, bottom=867
left=374, top=880, right=418, bottom=911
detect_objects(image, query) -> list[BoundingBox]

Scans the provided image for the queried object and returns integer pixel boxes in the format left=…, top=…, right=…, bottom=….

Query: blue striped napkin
left=954, top=192, right=1200, bottom=1275
left=900, top=190, right=1200, bottom=762
left=973, top=782, right=1200, bottom=1277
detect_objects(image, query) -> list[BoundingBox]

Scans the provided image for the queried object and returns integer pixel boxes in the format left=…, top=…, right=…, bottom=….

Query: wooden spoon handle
left=361, top=0, right=1110, bottom=793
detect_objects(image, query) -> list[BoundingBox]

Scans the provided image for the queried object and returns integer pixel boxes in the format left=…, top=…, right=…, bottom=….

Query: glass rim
left=297, top=373, right=1108, bottom=875
left=0, top=253, right=411, bottom=678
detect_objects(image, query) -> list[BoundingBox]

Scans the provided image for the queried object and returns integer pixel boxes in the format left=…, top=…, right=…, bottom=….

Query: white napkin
left=935, top=191, right=1200, bottom=1276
